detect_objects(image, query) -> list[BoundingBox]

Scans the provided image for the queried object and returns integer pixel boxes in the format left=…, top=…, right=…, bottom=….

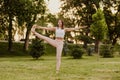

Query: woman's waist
left=55, top=37, right=64, bottom=40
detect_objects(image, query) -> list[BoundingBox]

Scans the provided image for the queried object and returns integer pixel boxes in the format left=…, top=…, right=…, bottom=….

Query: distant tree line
left=60, top=0, right=120, bottom=52
left=0, top=0, right=120, bottom=53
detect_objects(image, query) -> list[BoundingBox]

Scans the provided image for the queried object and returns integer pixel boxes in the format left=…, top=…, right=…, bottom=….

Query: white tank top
left=55, top=27, right=65, bottom=38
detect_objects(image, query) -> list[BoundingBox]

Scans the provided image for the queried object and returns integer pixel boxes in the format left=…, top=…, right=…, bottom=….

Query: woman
left=31, top=19, right=86, bottom=73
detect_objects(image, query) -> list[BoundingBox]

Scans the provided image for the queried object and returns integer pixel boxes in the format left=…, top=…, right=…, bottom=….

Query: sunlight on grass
left=0, top=56, right=120, bottom=80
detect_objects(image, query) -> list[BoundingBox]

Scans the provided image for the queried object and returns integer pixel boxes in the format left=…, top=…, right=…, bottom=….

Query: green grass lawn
left=0, top=56, right=120, bottom=80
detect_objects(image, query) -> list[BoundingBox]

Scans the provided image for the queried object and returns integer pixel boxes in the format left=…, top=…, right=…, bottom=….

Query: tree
left=1, top=0, right=20, bottom=51
left=90, top=9, right=108, bottom=52
left=103, top=0, right=120, bottom=46
left=1, top=0, right=46, bottom=51
left=60, top=0, right=100, bottom=48
left=14, top=0, right=46, bottom=51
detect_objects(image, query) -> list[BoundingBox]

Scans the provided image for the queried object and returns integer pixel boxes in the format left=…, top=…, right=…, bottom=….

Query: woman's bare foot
left=56, top=70, right=59, bottom=74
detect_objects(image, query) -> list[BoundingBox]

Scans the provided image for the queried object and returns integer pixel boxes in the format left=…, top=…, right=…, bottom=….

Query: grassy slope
left=0, top=42, right=120, bottom=80
left=0, top=56, right=120, bottom=80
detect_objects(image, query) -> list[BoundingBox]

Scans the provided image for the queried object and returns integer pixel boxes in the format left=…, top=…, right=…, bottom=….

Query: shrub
left=29, top=39, right=45, bottom=59
left=71, top=45, right=85, bottom=59
left=99, top=44, right=113, bottom=58
left=87, top=47, right=94, bottom=56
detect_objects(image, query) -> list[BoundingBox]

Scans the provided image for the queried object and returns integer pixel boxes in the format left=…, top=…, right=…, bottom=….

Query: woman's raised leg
left=31, top=26, right=57, bottom=47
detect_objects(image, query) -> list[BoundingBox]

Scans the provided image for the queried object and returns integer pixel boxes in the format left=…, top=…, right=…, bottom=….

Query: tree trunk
left=95, top=40, right=99, bottom=53
left=112, top=35, right=118, bottom=46
left=112, top=12, right=119, bottom=46
left=8, top=14, right=13, bottom=51
left=23, top=27, right=31, bottom=51
left=23, top=14, right=37, bottom=51
left=83, top=28, right=89, bottom=49
left=83, top=41, right=87, bottom=49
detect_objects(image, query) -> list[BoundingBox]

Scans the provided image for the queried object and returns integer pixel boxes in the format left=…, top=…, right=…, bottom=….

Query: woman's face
left=58, top=20, right=63, bottom=27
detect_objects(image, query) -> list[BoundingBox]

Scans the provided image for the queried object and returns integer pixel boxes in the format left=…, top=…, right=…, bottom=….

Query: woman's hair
left=58, top=19, right=64, bottom=29
left=61, top=20, right=64, bottom=29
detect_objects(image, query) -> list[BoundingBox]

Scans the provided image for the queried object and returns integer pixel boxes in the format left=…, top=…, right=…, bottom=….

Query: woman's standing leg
left=56, top=41, right=64, bottom=73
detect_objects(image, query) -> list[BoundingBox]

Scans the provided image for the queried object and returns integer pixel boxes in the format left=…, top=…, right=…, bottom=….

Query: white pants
left=34, top=32, right=64, bottom=71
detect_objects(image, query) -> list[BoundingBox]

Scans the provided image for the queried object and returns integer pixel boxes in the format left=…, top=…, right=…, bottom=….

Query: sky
left=45, top=0, right=61, bottom=14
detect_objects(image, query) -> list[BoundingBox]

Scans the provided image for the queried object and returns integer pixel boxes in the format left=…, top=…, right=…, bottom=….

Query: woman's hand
left=79, top=26, right=87, bottom=29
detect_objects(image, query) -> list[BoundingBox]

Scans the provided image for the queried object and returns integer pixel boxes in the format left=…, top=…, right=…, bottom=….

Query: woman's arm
left=65, top=28, right=76, bottom=32
left=65, top=26, right=87, bottom=32
left=33, top=24, right=56, bottom=31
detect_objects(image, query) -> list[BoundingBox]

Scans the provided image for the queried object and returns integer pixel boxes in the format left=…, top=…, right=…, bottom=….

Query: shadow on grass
left=0, top=55, right=58, bottom=62
left=64, top=56, right=90, bottom=60
left=0, top=56, right=45, bottom=62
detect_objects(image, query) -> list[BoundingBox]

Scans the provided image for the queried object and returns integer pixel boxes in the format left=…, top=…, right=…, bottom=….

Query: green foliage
left=87, top=46, right=94, bottom=56
left=16, top=0, right=46, bottom=26
left=0, top=14, right=8, bottom=40
left=1, top=0, right=47, bottom=51
left=0, top=42, right=55, bottom=56
left=114, top=44, right=120, bottom=52
left=78, top=35, right=94, bottom=44
left=30, top=39, right=45, bottom=59
left=71, top=48, right=85, bottom=59
left=68, top=44, right=85, bottom=59
left=103, top=0, right=120, bottom=45
left=0, top=42, right=29, bottom=56
left=0, top=29, right=4, bottom=40
left=99, top=44, right=114, bottom=58
left=90, top=9, right=108, bottom=40
left=60, top=0, right=100, bottom=49
left=43, top=44, right=56, bottom=56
